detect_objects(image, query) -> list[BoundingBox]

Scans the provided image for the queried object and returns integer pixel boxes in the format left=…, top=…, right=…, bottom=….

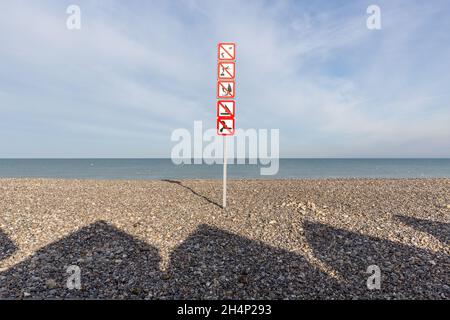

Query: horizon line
left=1, top=157, right=450, bottom=160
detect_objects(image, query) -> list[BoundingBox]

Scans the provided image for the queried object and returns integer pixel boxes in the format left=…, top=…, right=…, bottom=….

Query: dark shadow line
left=394, top=214, right=449, bottom=245
left=0, top=228, right=17, bottom=261
left=162, top=179, right=222, bottom=208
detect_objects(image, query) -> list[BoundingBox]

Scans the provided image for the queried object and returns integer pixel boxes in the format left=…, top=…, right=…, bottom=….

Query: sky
left=0, top=0, right=449, bottom=158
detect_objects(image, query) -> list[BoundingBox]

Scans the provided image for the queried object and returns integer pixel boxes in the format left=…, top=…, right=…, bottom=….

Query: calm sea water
left=0, top=159, right=449, bottom=180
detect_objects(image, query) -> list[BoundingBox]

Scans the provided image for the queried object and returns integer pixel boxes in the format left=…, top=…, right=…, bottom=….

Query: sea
left=0, top=159, right=449, bottom=180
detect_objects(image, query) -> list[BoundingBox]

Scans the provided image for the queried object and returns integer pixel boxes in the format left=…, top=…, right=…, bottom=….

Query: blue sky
left=0, top=0, right=449, bottom=158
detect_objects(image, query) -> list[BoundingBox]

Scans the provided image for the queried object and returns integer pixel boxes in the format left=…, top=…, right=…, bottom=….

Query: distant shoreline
left=0, top=158, right=449, bottom=180
left=0, top=177, right=450, bottom=183
left=1, top=157, right=450, bottom=160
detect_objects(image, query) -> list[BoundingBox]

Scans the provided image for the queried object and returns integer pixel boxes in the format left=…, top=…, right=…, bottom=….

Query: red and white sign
left=218, top=43, right=236, bottom=61
left=216, top=42, right=236, bottom=139
left=217, top=100, right=235, bottom=118
left=218, top=62, right=235, bottom=80
left=216, top=42, right=236, bottom=207
left=217, top=118, right=235, bottom=136
left=217, top=80, right=235, bottom=99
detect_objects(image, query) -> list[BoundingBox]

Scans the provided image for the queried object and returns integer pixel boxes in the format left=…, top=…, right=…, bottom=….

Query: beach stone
left=0, top=178, right=448, bottom=300
left=45, top=279, right=57, bottom=289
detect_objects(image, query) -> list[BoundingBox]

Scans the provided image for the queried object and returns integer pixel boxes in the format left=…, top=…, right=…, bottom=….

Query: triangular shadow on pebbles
left=304, top=221, right=450, bottom=299
left=0, top=229, right=17, bottom=261
left=1, top=220, right=448, bottom=299
left=395, top=215, right=450, bottom=246
left=0, top=221, right=162, bottom=299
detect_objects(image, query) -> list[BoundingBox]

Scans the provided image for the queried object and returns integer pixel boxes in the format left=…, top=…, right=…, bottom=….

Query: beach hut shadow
left=394, top=215, right=449, bottom=246
left=0, top=229, right=17, bottom=261
left=4, top=219, right=447, bottom=299
left=166, top=224, right=340, bottom=299
left=162, top=179, right=222, bottom=208
left=304, top=221, right=450, bottom=299
left=0, top=222, right=340, bottom=299
left=0, top=221, right=162, bottom=299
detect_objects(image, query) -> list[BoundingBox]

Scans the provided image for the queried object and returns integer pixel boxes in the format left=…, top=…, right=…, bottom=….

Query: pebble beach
left=0, top=178, right=449, bottom=299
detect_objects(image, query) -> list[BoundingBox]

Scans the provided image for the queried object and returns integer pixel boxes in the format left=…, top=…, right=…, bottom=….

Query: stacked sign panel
left=217, top=43, right=236, bottom=136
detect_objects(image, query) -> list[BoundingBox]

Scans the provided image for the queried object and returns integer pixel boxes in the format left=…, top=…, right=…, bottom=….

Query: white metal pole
left=223, top=136, right=227, bottom=208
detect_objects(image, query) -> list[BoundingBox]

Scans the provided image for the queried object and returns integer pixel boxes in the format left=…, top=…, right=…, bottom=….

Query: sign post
left=216, top=42, right=236, bottom=208
left=223, top=136, right=227, bottom=208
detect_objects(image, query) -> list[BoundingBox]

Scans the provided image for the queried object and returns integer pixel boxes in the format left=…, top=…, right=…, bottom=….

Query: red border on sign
left=217, top=80, right=235, bottom=99
left=217, top=62, right=235, bottom=80
left=218, top=43, right=236, bottom=61
left=217, top=117, right=235, bottom=136
left=216, top=100, right=235, bottom=118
